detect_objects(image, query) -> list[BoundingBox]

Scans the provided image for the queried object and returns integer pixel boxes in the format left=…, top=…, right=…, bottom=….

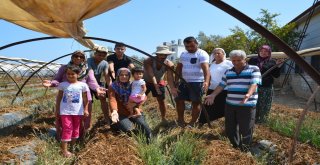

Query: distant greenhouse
left=0, top=56, right=61, bottom=78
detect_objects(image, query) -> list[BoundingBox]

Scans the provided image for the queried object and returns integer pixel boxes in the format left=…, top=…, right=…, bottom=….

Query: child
left=128, top=67, right=146, bottom=117
left=56, top=65, right=89, bottom=157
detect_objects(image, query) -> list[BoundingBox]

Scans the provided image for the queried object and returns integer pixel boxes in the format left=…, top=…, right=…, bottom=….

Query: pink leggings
left=60, top=115, right=82, bottom=142
left=129, top=94, right=146, bottom=104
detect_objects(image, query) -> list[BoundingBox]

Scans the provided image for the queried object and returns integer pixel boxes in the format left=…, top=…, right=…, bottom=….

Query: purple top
left=51, top=65, right=100, bottom=101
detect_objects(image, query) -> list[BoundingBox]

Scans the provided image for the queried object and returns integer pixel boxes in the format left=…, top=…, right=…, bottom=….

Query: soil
left=0, top=91, right=319, bottom=164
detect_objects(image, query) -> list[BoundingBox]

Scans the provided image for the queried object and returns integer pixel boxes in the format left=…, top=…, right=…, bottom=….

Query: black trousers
left=225, top=104, right=256, bottom=152
left=199, top=90, right=227, bottom=124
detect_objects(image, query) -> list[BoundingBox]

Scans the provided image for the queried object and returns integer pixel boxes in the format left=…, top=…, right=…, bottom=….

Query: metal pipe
left=205, top=0, right=320, bottom=85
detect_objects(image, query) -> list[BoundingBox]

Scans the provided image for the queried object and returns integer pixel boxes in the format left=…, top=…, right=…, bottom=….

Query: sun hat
left=95, top=46, right=108, bottom=53
left=154, top=45, right=174, bottom=55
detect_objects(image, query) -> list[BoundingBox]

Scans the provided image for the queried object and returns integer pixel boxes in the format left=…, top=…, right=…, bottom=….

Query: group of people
left=44, top=36, right=282, bottom=157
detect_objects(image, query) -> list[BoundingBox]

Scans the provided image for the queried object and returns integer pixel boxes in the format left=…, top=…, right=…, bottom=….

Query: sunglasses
left=73, top=55, right=85, bottom=59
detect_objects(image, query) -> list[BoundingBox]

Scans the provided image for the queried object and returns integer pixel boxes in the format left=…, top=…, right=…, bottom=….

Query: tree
left=197, top=9, right=302, bottom=55
left=246, top=9, right=301, bottom=53
left=197, top=31, right=223, bottom=54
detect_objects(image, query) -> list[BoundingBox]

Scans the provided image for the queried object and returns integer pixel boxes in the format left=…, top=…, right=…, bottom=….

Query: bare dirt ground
left=77, top=94, right=320, bottom=164
left=0, top=112, right=55, bottom=163
left=0, top=91, right=319, bottom=164
left=273, top=88, right=320, bottom=112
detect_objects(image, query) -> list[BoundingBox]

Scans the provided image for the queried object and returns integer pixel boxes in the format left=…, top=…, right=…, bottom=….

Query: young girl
left=56, top=65, right=89, bottom=157
left=128, top=67, right=146, bottom=117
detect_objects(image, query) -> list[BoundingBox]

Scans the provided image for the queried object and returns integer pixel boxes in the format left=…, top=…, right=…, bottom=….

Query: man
left=175, top=36, right=210, bottom=127
left=204, top=50, right=261, bottom=152
left=107, top=42, right=135, bottom=80
left=143, top=45, right=178, bottom=123
left=87, top=46, right=111, bottom=121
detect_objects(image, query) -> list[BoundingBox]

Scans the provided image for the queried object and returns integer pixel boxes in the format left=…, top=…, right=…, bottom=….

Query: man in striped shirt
left=204, top=50, right=261, bottom=152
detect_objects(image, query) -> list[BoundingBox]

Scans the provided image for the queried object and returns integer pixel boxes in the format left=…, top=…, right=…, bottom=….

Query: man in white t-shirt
left=175, top=36, right=210, bottom=127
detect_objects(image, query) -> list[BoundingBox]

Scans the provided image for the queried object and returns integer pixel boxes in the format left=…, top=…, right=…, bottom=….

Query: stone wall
left=274, top=74, right=320, bottom=102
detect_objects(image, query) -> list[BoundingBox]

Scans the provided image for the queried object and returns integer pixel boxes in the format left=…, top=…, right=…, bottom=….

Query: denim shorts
left=175, top=82, right=204, bottom=102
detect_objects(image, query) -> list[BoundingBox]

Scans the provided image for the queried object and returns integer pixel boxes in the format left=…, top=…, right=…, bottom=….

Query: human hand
left=111, top=110, right=119, bottom=124
left=204, top=94, right=215, bottom=105
left=154, top=84, right=162, bottom=95
left=202, top=82, right=208, bottom=93
left=276, top=58, right=285, bottom=67
left=170, top=87, right=178, bottom=97
left=42, top=80, right=52, bottom=87
left=97, top=87, right=107, bottom=97
left=84, top=110, right=89, bottom=117
left=240, top=94, right=250, bottom=104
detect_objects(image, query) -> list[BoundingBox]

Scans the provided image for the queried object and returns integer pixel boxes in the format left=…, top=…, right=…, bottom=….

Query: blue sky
left=0, top=1, right=313, bottom=64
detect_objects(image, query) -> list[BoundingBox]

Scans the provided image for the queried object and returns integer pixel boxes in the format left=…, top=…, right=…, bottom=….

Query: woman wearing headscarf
left=248, top=45, right=281, bottom=123
left=108, top=68, right=151, bottom=141
left=199, top=48, right=233, bottom=125
left=43, top=50, right=105, bottom=138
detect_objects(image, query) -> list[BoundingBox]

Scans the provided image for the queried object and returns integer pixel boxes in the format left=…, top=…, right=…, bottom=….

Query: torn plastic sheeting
left=0, top=112, right=31, bottom=129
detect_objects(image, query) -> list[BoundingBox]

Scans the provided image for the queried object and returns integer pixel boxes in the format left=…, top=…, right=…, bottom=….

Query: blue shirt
left=219, top=64, right=261, bottom=107
left=87, top=58, right=108, bottom=85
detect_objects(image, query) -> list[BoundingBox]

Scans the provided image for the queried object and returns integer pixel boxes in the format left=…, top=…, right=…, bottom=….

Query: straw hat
left=95, top=46, right=108, bottom=53
left=154, top=45, right=174, bottom=55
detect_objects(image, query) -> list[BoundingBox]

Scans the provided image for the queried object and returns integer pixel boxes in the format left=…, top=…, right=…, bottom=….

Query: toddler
left=128, top=67, right=146, bottom=117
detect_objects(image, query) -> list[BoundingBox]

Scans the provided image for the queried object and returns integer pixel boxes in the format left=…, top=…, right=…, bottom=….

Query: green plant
left=135, top=132, right=166, bottom=165
left=169, top=132, right=205, bottom=165
left=134, top=130, right=206, bottom=165
left=267, top=115, right=320, bottom=149
left=35, top=136, right=75, bottom=165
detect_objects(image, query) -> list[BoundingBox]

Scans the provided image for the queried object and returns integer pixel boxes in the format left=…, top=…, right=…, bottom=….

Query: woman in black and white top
left=199, top=48, right=233, bottom=125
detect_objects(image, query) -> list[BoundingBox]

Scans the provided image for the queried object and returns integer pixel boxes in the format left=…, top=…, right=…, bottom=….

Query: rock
left=250, top=140, right=277, bottom=157
left=259, top=140, right=277, bottom=153
left=9, top=140, right=38, bottom=165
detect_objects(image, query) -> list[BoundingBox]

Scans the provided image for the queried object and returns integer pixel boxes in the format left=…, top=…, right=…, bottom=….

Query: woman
left=199, top=48, right=233, bottom=125
left=108, top=68, right=151, bottom=141
left=43, top=50, right=105, bottom=138
left=248, top=45, right=281, bottom=123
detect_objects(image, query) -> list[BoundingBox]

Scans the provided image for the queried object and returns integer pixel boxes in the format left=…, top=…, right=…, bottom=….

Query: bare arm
left=103, top=67, right=112, bottom=86
left=144, top=59, right=157, bottom=84
left=140, top=84, right=147, bottom=95
left=82, top=92, right=89, bottom=116
left=204, top=86, right=224, bottom=105
left=108, top=62, right=115, bottom=79
left=166, top=60, right=178, bottom=97
left=241, top=84, right=258, bottom=104
left=44, top=65, right=66, bottom=87
left=200, top=62, right=210, bottom=92
left=56, top=91, right=63, bottom=117
left=175, top=63, right=182, bottom=84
